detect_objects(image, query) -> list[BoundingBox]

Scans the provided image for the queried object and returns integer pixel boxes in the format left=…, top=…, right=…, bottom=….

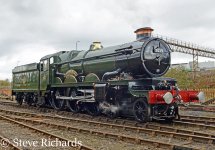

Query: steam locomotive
left=12, top=27, right=205, bottom=122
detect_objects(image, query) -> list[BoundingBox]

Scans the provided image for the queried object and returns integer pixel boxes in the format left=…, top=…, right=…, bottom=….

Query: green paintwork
left=49, top=38, right=171, bottom=83
left=64, top=69, right=78, bottom=83
left=12, top=63, right=39, bottom=92
left=12, top=37, right=172, bottom=99
left=40, top=71, right=48, bottom=90
left=128, top=89, right=149, bottom=98
left=64, top=75, right=77, bottom=83
left=50, top=41, right=143, bottom=81
left=39, top=60, right=49, bottom=91
left=54, top=77, right=63, bottom=84
left=84, top=73, right=100, bottom=82
left=59, top=64, right=70, bottom=73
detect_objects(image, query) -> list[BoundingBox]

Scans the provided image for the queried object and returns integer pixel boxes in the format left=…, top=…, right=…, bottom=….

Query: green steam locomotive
left=12, top=27, right=204, bottom=122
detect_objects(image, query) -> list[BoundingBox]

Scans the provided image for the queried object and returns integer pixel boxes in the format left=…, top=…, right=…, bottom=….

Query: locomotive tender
left=12, top=27, right=205, bottom=122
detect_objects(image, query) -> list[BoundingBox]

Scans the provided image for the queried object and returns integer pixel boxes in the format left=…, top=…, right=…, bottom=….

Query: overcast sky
left=0, top=0, right=215, bottom=80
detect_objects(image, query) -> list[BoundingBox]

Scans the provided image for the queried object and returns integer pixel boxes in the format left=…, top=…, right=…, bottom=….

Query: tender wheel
left=46, top=93, right=53, bottom=107
left=31, top=94, right=38, bottom=106
left=66, top=89, right=80, bottom=113
left=133, top=98, right=149, bottom=122
left=51, top=90, right=65, bottom=110
left=36, top=96, right=46, bottom=107
left=25, top=94, right=33, bottom=106
left=86, top=102, right=100, bottom=116
left=16, top=94, right=23, bottom=105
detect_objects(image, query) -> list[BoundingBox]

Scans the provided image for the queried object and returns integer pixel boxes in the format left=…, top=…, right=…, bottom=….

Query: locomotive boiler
left=12, top=27, right=205, bottom=122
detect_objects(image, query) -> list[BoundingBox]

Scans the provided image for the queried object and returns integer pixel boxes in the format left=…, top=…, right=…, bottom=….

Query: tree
left=0, top=79, right=11, bottom=87
left=164, top=67, right=215, bottom=89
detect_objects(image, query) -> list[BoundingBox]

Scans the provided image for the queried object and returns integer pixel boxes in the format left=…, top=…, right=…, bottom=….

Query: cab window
left=50, top=57, right=54, bottom=64
left=40, top=60, right=48, bottom=71
left=40, top=62, right=44, bottom=71
left=44, top=60, right=48, bottom=71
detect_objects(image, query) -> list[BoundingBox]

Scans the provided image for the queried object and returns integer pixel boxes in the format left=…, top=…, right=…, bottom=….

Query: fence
left=195, top=88, right=215, bottom=101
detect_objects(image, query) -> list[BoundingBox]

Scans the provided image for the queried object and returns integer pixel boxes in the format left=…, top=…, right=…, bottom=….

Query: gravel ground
left=0, top=101, right=214, bottom=135
left=0, top=119, right=72, bottom=150
left=0, top=99, right=215, bottom=150
left=8, top=113, right=215, bottom=149
left=1, top=115, right=158, bottom=150
left=0, top=103, right=157, bottom=149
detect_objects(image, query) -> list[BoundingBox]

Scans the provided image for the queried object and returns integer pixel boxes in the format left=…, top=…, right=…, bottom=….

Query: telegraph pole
left=76, top=41, right=80, bottom=50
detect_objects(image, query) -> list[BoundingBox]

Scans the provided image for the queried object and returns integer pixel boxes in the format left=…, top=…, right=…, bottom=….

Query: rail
left=0, top=114, right=93, bottom=150
left=0, top=108, right=214, bottom=145
left=3, top=114, right=203, bottom=149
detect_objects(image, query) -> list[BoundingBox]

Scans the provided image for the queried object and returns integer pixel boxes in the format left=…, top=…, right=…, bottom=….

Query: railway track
left=179, top=104, right=215, bottom=112
left=202, top=98, right=215, bottom=105
left=0, top=101, right=215, bottom=135
left=0, top=114, right=92, bottom=150
left=0, top=100, right=214, bottom=129
left=1, top=114, right=207, bottom=150
left=0, top=108, right=214, bottom=148
left=0, top=135, right=21, bottom=150
left=179, top=115, right=215, bottom=126
left=181, top=114, right=215, bottom=121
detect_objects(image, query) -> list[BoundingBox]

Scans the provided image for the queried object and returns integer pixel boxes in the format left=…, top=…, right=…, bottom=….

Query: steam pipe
left=102, top=68, right=122, bottom=81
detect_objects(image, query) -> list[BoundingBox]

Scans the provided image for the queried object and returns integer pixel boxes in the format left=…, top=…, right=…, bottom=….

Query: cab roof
left=40, top=51, right=68, bottom=61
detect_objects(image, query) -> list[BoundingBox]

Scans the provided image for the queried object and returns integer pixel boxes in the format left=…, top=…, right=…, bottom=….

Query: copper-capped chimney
left=134, top=27, right=154, bottom=40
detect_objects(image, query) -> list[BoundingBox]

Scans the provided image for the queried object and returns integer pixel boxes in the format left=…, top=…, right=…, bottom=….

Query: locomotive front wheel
left=86, top=103, right=100, bottom=116
left=133, top=98, right=149, bottom=122
left=51, top=90, right=65, bottom=110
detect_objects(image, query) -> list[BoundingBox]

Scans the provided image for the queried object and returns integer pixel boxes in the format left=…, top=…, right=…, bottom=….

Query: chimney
left=134, top=27, right=154, bottom=40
